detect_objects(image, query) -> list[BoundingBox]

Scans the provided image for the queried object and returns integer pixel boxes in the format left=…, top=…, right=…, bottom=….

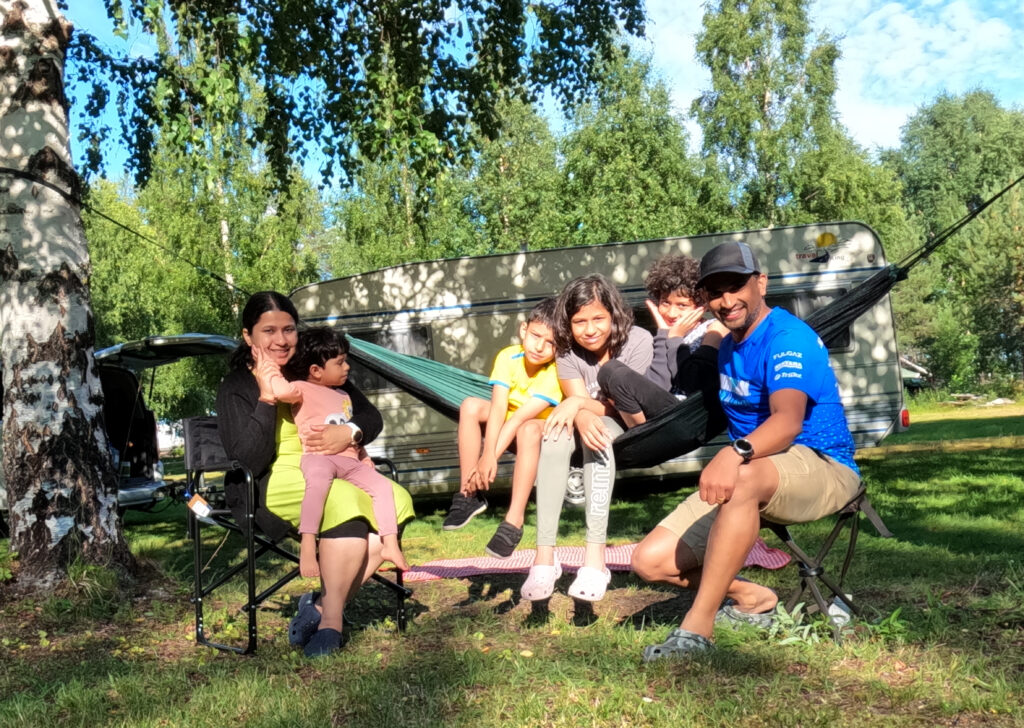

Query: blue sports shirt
left=717, top=307, right=859, bottom=474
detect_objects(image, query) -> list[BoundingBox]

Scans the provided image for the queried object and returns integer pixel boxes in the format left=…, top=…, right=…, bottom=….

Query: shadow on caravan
left=290, top=222, right=905, bottom=497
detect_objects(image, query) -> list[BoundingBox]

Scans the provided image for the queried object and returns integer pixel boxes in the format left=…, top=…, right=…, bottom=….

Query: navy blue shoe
left=303, top=628, right=345, bottom=658
left=288, top=591, right=321, bottom=646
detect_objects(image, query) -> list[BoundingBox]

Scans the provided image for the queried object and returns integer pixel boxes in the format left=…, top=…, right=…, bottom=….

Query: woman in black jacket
left=216, top=291, right=413, bottom=658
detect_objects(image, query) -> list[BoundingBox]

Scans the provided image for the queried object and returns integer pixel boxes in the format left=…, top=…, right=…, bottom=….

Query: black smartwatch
left=731, top=438, right=754, bottom=464
left=347, top=422, right=364, bottom=445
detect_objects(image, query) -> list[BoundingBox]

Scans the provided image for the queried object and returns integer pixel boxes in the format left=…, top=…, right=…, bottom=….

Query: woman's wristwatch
left=346, top=422, right=363, bottom=445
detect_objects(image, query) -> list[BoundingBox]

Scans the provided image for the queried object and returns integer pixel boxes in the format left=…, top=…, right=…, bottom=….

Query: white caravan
left=290, top=222, right=905, bottom=497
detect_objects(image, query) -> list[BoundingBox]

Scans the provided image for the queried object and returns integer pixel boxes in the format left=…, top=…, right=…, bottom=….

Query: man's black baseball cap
left=698, top=241, right=761, bottom=286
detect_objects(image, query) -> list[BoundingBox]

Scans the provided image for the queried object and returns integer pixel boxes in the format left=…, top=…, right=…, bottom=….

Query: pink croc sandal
left=520, top=558, right=562, bottom=601
left=567, top=566, right=612, bottom=602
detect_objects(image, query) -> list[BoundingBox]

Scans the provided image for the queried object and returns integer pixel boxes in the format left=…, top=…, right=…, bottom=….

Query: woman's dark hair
left=229, top=291, right=300, bottom=370
left=284, top=327, right=349, bottom=381
left=553, top=274, right=633, bottom=357
left=644, top=255, right=706, bottom=306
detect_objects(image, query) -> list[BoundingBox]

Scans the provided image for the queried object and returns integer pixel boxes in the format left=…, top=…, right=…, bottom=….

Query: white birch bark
left=0, top=0, right=132, bottom=586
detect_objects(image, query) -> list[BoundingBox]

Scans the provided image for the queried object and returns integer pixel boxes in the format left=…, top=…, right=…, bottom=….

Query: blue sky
left=638, top=0, right=1024, bottom=150
left=65, top=0, right=1024, bottom=172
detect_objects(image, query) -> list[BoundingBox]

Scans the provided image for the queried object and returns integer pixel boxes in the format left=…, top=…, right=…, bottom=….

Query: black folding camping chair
left=183, top=415, right=412, bottom=654
left=761, top=483, right=893, bottom=639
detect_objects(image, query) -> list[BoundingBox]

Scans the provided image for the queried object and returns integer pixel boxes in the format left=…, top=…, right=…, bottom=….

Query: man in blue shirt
left=633, top=241, right=861, bottom=661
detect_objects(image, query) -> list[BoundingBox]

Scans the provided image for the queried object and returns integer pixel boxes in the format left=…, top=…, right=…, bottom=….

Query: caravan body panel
left=292, top=222, right=902, bottom=495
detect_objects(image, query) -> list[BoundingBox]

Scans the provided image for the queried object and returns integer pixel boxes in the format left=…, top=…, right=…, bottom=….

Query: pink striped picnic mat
left=402, top=537, right=789, bottom=583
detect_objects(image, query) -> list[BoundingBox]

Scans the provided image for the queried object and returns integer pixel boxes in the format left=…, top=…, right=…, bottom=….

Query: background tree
left=73, top=0, right=646, bottom=190
left=883, top=92, right=1024, bottom=385
left=561, top=49, right=733, bottom=246
left=467, top=96, right=566, bottom=253
left=1, top=0, right=133, bottom=584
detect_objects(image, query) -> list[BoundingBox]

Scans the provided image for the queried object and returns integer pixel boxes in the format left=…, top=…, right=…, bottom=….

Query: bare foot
left=727, top=580, right=778, bottom=614
left=299, top=539, right=321, bottom=578
left=380, top=544, right=410, bottom=572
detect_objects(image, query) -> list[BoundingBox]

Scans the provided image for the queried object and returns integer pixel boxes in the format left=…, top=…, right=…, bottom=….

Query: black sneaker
left=484, top=521, right=523, bottom=559
left=442, top=492, right=488, bottom=530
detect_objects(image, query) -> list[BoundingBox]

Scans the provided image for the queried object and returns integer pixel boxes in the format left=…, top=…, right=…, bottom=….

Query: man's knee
left=632, top=529, right=689, bottom=582
left=731, top=459, right=780, bottom=505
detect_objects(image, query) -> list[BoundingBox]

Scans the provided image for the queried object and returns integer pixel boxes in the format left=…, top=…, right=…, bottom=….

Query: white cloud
left=639, top=0, right=1024, bottom=152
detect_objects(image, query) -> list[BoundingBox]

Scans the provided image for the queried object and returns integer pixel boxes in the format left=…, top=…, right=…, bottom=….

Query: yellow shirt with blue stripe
left=489, top=345, right=562, bottom=420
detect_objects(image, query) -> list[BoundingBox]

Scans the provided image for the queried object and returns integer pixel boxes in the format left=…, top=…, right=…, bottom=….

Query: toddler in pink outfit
left=270, top=327, right=408, bottom=576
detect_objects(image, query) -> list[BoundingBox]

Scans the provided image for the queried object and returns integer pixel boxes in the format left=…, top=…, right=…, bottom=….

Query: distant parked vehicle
left=0, top=334, right=236, bottom=533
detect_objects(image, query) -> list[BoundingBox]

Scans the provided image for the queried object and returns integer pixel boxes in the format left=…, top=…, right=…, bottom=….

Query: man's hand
left=698, top=446, right=743, bottom=505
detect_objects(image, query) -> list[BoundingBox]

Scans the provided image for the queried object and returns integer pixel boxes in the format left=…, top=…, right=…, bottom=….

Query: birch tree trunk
left=0, top=0, right=134, bottom=587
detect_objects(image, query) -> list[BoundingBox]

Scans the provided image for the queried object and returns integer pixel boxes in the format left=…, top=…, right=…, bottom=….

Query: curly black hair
left=644, top=255, right=706, bottom=306
left=284, top=326, right=349, bottom=381
left=553, top=274, right=634, bottom=357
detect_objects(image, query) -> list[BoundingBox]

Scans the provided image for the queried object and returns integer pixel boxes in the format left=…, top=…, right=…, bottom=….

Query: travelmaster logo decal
left=795, top=231, right=854, bottom=264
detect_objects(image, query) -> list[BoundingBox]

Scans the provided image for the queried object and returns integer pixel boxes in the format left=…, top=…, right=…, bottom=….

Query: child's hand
left=253, top=346, right=282, bottom=403
left=544, top=398, right=580, bottom=442
left=461, top=469, right=481, bottom=495
left=667, top=306, right=705, bottom=339
left=646, top=299, right=671, bottom=330
left=475, top=454, right=498, bottom=487
left=575, top=409, right=612, bottom=452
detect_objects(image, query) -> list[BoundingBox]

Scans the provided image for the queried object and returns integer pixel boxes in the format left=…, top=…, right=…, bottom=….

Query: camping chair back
left=761, top=485, right=893, bottom=640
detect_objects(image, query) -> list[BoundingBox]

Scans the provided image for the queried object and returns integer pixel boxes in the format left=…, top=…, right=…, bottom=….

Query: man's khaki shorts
left=657, top=444, right=861, bottom=563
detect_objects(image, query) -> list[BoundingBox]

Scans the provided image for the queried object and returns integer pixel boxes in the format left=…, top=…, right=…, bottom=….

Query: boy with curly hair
left=598, top=254, right=727, bottom=428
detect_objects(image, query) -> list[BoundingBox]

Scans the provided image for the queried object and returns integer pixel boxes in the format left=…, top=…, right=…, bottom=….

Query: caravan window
left=345, top=326, right=434, bottom=393
left=632, top=288, right=852, bottom=352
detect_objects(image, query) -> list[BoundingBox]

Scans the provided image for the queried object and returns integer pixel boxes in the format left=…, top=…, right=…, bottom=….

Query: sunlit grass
left=2, top=416, right=1023, bottom=726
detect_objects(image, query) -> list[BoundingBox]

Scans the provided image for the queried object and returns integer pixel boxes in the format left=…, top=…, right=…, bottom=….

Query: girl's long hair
left=553, top=274, right=634, bottom=358
left=229, top=291, right=300, bottom=371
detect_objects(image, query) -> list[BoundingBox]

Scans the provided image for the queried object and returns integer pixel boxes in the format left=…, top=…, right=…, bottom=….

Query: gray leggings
left=534, top=417, right=624, bottom=547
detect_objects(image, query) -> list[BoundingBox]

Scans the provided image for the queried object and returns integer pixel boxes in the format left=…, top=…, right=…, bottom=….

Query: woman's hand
left=303, top=423, right=354, bottom=455
left=543, top=397, right=582, bottom=442
left=253, top=346, right=281, bottom=404
left=575, top=409, right=613, bottom=452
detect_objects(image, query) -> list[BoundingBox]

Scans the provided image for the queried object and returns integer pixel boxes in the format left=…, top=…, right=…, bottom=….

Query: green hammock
left=347, top=263, right=901, bottom=470
left=346, top=174, right=1024, bottom=471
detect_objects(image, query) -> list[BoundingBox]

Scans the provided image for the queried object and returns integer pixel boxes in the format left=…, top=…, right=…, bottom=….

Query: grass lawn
left=1, top=406, right=1022, bottom=727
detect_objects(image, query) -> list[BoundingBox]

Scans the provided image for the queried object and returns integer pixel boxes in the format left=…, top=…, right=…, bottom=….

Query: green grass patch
left=2, top=418, right=1023, bottom=726
left=887, top=402, right=1024, bottom=444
